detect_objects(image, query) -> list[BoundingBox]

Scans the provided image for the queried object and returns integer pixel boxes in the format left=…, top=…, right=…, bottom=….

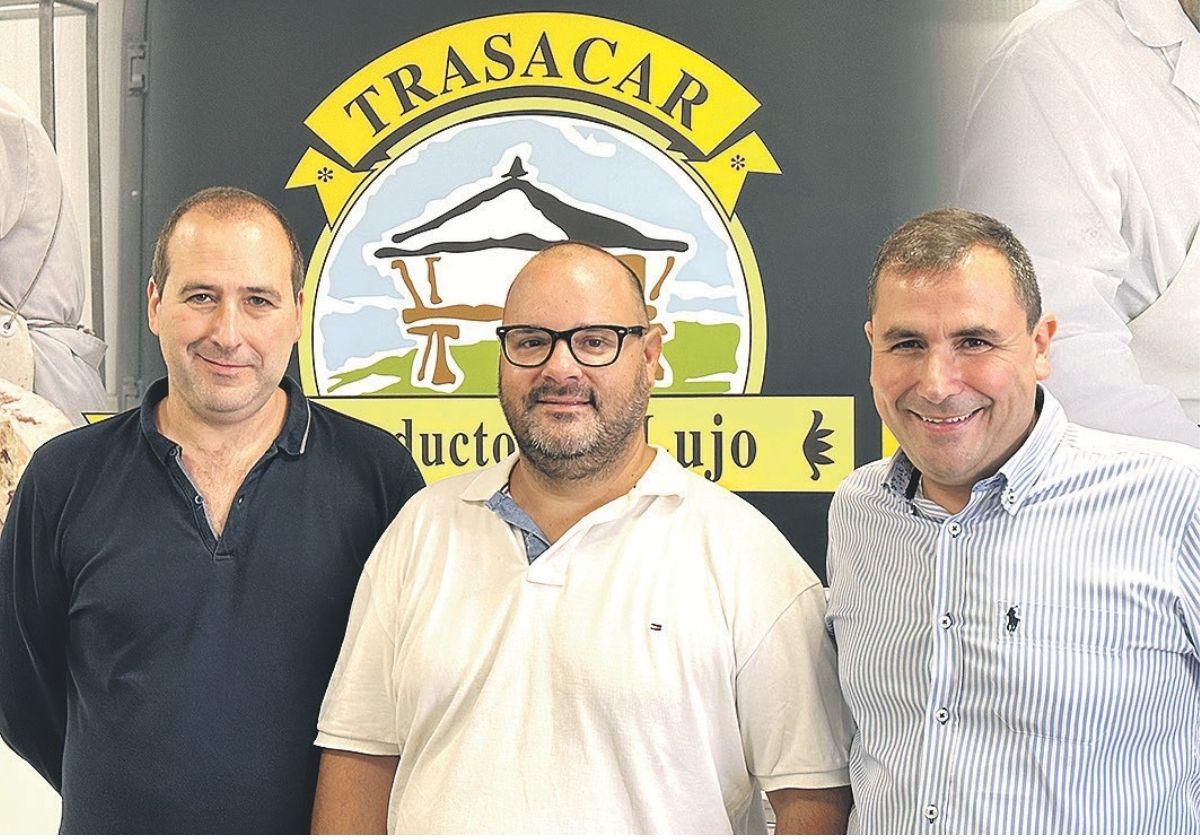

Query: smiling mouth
left=199, top=356, right=249, bottom=372
left=912, top=407, right=983, bottom=426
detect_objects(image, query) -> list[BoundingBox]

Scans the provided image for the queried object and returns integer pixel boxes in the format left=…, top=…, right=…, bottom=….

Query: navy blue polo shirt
left=0, top=377, right=423, bottom=833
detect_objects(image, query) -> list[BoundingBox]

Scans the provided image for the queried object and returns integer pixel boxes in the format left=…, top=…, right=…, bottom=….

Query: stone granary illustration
left=372, top=157, right=689, bottom=389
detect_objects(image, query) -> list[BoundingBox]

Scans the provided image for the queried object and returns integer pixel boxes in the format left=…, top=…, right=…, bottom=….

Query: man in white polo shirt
left=309, top=242, right=852, bottom=834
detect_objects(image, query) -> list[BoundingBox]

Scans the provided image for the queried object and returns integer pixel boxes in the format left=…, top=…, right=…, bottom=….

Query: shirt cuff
left=314, top=730, right=401, bottom=756
left=756, top=766, right=850, bottom=791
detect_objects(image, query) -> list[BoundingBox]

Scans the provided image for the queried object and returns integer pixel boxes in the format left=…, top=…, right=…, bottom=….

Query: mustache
left=524, top=382, right=595, bottom=409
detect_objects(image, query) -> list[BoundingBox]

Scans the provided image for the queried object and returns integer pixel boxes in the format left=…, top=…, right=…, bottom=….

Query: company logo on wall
left=288, top=12, right=852, bottom=490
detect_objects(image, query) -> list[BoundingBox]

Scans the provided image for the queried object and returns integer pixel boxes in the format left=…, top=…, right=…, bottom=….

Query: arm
left=311, top=749, right=399, bottom=834
left=957, top=43, right=1199, bottom=446
left=767, top=786, right=852, bottom=834
left=0, top=458, right=69, bottom=790
left=732, top=535, right=854, bottom=833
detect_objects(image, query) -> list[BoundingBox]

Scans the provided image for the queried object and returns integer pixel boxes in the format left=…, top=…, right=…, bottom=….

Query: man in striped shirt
left=826, top=208, right=1200, bottom=833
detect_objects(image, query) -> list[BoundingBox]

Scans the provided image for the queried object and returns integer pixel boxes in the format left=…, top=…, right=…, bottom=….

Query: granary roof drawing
left=373, top=157, right=689, bottom=258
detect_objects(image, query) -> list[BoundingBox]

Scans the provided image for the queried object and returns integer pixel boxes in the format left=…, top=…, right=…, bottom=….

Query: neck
left=509, top=439, right=656, bottom=542
left=919, top=476, right=971, bottom=516
left=156, top=388, right=287, bottom=458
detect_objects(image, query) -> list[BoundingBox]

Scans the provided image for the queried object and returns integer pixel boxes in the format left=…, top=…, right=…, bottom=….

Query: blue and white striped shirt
left=827, top=389, right=1200, bottom=833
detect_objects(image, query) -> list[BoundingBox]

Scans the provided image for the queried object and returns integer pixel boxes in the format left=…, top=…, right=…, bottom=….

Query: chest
left=828, top=499, right=1195, bottom=731
left=392, top=515, right=733, bottom=732
left=184, top=450, right=265, bottom=536
left=57, top=453, right=384, bottom=670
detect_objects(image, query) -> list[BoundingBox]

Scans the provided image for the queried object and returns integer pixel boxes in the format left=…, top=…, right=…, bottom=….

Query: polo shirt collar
left=460, top=445, right=688, bottom=503
left=882, top=386, right=1067, bottom=515
left=138, top=375, right=313, bottom=463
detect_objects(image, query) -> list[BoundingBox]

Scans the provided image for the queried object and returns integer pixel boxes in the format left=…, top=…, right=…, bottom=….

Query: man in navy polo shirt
left=0, top=187, right=423, bottom=832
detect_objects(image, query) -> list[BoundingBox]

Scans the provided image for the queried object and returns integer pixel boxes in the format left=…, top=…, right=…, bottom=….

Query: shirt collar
left=459, top=445, right=688, bottom=503
left=882, top=386, right=1067, bottom=515
left=138, top=375, right=313, bottom=463
left=1118, top=0, right=1197, bottom=48
left=1118, top=0, right=1200, bottom=106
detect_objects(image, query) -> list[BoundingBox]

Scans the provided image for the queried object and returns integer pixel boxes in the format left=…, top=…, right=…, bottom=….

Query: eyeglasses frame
left=495, top=323, right=649, bottom=368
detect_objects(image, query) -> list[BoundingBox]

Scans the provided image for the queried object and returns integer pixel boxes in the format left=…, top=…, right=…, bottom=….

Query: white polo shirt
left=316, top=448, right=851, bottom=834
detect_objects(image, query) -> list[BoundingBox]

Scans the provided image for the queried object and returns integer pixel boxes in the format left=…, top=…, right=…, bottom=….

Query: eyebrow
left=881, top=327, right=923, bottom=343
left=951, top=325, right=1004, bottom=341
left=176, top=282, right=282, bottom=300
left=880, top=325, right=1005, bottom=342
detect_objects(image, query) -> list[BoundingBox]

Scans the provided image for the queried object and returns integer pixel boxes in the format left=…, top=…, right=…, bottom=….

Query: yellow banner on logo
left=315, top=395, right=853, bottom=492
left=305, top=13, right=760, bottom=168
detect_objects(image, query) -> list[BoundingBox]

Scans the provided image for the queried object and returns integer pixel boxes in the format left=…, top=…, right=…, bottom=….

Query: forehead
left=168, top=209, right=290, bottom=280
left=503, top=250, right=643, bottom=326
left=873, top=248, right=1022, bottom=330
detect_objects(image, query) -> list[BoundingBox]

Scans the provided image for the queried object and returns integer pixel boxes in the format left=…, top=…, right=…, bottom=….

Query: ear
left=1032, top=313, right=1057, bottom=380
left=292, top=289, right=305, bottom=343
left=864, top=319, right=875, bottom=347
left=147, top=277, right=162, bottom=336
left=643, top=324, right=664, bottom=377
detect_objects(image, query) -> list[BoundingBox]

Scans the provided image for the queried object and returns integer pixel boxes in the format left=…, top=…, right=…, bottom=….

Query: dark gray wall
left=137, top=1, right=946, bottom=576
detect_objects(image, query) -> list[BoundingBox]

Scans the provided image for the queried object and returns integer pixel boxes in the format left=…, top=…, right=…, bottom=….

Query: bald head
left=505, top=242, right=648, bottom=326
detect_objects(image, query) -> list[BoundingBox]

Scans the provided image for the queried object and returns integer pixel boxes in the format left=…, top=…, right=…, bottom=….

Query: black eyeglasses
left=496, top=324, right=648, bottom=368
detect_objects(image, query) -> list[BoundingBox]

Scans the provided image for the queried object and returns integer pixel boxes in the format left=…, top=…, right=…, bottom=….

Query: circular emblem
left=304, top=108, right=765, bottom=398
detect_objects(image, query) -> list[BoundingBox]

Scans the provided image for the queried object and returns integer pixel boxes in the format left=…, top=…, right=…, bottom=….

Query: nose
left=916, top=348, right=963, bottom=404
left=209, top=300, right=243, bottom=349
left=540, top=334, right=583, bottom=380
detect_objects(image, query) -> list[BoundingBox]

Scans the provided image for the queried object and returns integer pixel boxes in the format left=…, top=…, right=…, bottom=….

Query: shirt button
left=947, top=522, right=962, bottom=537
left=938, top=613, right=954, bottom=629
left=237, top=496, right=244, bottom=506
left=1004, top=489, right=1016, bottom=504
left=934, top=707, right=950, bottom=723
left=194, top=494, right=204, bottom=506
left=924, top=804, right=939, bottom=822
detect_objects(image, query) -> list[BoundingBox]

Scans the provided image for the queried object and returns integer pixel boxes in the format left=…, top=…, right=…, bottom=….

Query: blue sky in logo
left=318, top=114, right=742, bottom=373
left=321, top=306, right=410, bottom=371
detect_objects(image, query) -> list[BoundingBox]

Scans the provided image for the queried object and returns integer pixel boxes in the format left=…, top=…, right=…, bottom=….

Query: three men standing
left=310, top=243, right=852, bottom=833
left=0, top=188, right=423, bottom=832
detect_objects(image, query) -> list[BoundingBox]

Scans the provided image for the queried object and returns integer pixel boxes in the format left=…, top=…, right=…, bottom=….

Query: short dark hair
left=150, top=186, right=305, bottom=296
left=868, top=208, right=1042, bottom=330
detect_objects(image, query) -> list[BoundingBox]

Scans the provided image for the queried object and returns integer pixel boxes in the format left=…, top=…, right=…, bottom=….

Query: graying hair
left=868, top=208, right=1042, bottom=330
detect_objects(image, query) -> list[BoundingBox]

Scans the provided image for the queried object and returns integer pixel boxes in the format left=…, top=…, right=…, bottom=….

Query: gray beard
left=501, top=379, right=650, bottom=482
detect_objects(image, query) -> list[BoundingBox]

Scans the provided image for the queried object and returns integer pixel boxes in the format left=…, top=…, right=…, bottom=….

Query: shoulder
left=305, top=402, right=421, bottom=474
left=27, top=408, right=138, bottom=475
left=15, top=409, right=140, bottom=510
left=1057, top=423, right=1200, bottom=488
left=830, top=459, right=892, bottom=514
left=990, top=0, right=1125, bottom=63
left=397, top=467, right=488, bottom=516
left=673, top=462, right=781, bottom=533
left=307, top=401, right=406, bottom=453
left=669, top=462, right=822, bottom=585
